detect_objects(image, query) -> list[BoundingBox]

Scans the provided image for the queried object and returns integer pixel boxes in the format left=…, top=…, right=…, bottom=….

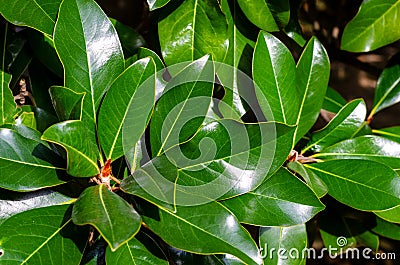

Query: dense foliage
left=0, top=0, right=399, bottom=264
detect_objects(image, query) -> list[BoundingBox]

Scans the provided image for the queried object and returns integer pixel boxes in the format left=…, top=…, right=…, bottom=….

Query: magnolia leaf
left=0, top=128, right=66, bottom=191
left=313, top=135, right=400, bottom=170
left=259, top=225, right=307, bottom=265
left=341, top=0, right=400, bottom=52
left=253, top=31, right=298, bottom=125
left=72, top=185, right=141, bottom=251
left=303, top=99, right=367, bottom=153
left=294, top=37, right=330, bottom=144
left=237, top=0, right=279, bottom=32
left=221, top=168, right=325, bottom=226
left=0, top=0, right=62, bottom=36
left=54, top=0, right=124, bottom=131
left=0, top=205, right=87, bottom=264
left=49, top=86, right=85, bottom=121
left=99, top=58, right=156, bottom=161
left=158, top=0, right=229, bottom=70
left=141, top=201, right=263, bottom=265
left=305, top=159, right=400, bottom=211
left=42, top=120, right=100, bottom=177
left=150, top=55, right=214, bottom=156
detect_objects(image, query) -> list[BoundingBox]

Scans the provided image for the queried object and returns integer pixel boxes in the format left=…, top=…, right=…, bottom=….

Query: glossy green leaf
left=294, top=37, right=330, bottom=144
left=218, top=0, right=255, bottom=119
left=15, top=112, right=36, bottom=130
left=0, top=189, right=73, bottom=224
left=374, top=205, right=400, bottom=223
left=141, top=201, right=262, bottom=265
left=305, top=159, right=400, bottom=211
left=373, top=126, right=400, bottom=143
left=322, top=86, right=347, bottom=113
left=72, top=185, right=141, bottom=251
left=0, top=70, right=15, bottom=125
left=54, top=0, right=124, bottom=129
left=287, top=161, right=328, bottom=198
left=0, top=127, right=66, bottom=191
left=150, top=55, right=214, bottom=156
left=370, top=57, right=400, bottom=116
left=99, top=57, right=156, bottom=161
left=158, top=0, right=229, bottom=69
left=283, top=1, right=306, bottom=47
left=267, top=0, right=290, bottom=28
left=341, top=0, right=400, bottom=52
left=303, top=99, right=366, bottom=153
left=253, top=31, right=298, bottom=125
left=122, top=121, right=295, bottom=208
left=0, top=0, right=62, bottom=36
left=42, top=120, right=99, bottom=177
left=49, top=86, right=85, bottom=121
left=313, top=135, right=400, bottom=170
left=2, top=123, right=47, bottom=145
left=221, top=168, right=325, bottom=226
left=137, top=47, right=167, bottom=100
left=147, top=0, right=171, bottom=11
left=237, top=0, right=279, bottom=31
left=110, top=18, right=146, bottom=58
left=0, top=205, right=87, bottom=264
left=259, top=225, right=307, bottom=265
left=372, top=217, right=400, bottom=240
left=106, top=230, right=168, bottom=264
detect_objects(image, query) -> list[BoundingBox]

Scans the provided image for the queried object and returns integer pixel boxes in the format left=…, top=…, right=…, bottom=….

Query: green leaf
left=218, top=0, right=255, bottom=119
left=313, top=135, right=400, bottom=170
left=15, top=111, right=37, bottom=130
left=374, top=205, right=400, bottom=223
left=158, top=0, right=229, bottom=70
left=287, top=161, right=328, bottom=198
left=303, top=99, right=367, bottom=153
left=147, top=0, right=171, bottom=11
left=137, top=47, right=167, bottom=100
left=259, top=225, right=307, bottom=265
left=122, top=121, right=295, bottom=208
left=341, top=0, right=400, bottom=52
left=372, top=217, right=400, bottom=240
left=237, top=0, right=279, bottom=32
left=370, top=57, right=400, bottom=116
left=373, top=126, right=400, bottom=143
left=0, top=0, right=62, bottom=36
left=0, top=189, right=73, bottom=224
left=49, top=86, right=85, bottom=121
left=110, top=18, right=146, bottom=58
left=54, top=0, right=124, bottom=130
left=106, top=230, right=168, bottom=264
left=253, top=31, right=298, bottom=125
left=150, top=55, right=214, bottom=156
left=294, top=37, right=330, bottom=144
left=221, top=168, right=324, bottom=226
left=8, top=36, right=32, bottom=89
left=0, top=205, right=87, bottom=264
left=141, top=201, right=263, bottom=265
left=305, top=159, right=400, bottom=211
left=0, top=127, right=66, bottom=191
left=1, top=70, right=16, bottom=125
left=42, top=120, right=99, bottom=177
left=72, top=185, right=141, bottom=251
left=266, top=0, right=290, bottom=28
left=322, top=86, right=347, bottom=113
left=99, top=58, right=156, bottom=161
